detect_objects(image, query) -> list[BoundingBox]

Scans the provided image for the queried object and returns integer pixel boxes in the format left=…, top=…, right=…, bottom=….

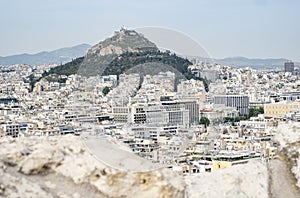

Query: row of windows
left=265, top=111, right=289, bottom=114
left=265, top=105, right=292, bottom=109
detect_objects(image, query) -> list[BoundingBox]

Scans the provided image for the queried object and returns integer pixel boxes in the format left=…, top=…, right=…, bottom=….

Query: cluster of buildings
left=0, top=60, right=299, bottom=174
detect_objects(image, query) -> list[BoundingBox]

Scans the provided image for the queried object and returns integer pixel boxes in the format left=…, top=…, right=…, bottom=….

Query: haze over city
left=1, top=0, right=299, bottom=61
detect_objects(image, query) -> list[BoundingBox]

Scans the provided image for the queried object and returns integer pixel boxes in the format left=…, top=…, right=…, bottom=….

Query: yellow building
left=264, top=101, right=300, bottom=118
left=212, top=160, right=233, bottom=171
left=212, top=153, right=253, bottom=171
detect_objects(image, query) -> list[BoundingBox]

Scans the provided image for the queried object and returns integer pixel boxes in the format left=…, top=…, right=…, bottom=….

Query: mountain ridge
left=0, top=44, right=91, bottom=66
left=77, top=28, right=159, bottom=76
left=190, top=56, right=299, bottom=69
left=2, top=43, right=298, bottom=69
left=40, top=28, right=212, bottom=92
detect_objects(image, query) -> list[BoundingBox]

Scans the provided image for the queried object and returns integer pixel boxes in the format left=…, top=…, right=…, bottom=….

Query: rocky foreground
left=0, top=123, right=300, bottom=198
left=0, top=136, right=184, bottom=198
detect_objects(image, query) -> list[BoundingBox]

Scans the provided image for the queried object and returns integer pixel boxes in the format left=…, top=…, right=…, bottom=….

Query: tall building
left=145, top=105, right=169, bottom=125
left=213, top=95, right=249, bottom=116
left=112, top=106, right=129, bottom=123
left=284, top=61, right=294, bottom=73
left=130, top=104, right=147, bottom=124
left=161, top=101, right=190, bottom=127
left=161, top=99, right=199, bottom=126
left=178, top=100, right=200, bottom=125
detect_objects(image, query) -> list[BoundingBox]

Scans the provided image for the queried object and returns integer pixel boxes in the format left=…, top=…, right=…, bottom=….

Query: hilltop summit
left=75, top=28, right=159, bottom=75
left=43, top=28, right=194, bottom=79
left=87, top=27, right=158, bottom=57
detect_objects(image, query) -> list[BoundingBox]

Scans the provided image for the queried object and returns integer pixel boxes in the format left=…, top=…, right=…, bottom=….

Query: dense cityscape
left=1, top=36, right=299, bottom=175
left=1, top=1, right=300, bottom=196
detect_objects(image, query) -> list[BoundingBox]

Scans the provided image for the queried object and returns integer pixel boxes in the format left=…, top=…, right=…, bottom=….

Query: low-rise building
left=264, top=101, right=300, bottom=118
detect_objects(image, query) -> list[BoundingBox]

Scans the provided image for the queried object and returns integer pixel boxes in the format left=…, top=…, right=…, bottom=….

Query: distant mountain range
left=189, top=56, right=298, bottom=69
left=0, top=44, right=91, bottom=66
left=1, top=41, right=298, bottom=70
left=214, top=57, right=297, bottom=69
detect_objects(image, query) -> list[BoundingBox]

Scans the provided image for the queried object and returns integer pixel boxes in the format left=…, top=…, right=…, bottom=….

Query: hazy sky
left=1, top=0, right=299, bottom=61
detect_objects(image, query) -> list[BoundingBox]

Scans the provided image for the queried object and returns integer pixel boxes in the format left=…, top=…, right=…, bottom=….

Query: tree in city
left=200, top=116, right=210, bottom=127
left=102, top=86, right=110, bottom=96
left=249, top=107, right=264, bottom=118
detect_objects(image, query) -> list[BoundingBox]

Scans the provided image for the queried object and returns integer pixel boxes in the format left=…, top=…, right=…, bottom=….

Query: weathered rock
left=18, top=143, right=65, bottom=174
left=276, top=123, right=300, bottom=189
left=185, top=160, right=269, bottom=198
left=0, top=135, right=185, bottom=198
left=0, top=161, right=53, bottom=198
left=1, top=124, right=300, bottom=198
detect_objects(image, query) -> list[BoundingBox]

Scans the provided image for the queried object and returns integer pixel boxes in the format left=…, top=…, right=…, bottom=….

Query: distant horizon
left=1, top=0, right=299, bottom=62
left=0, top=42, right=297, bottom=63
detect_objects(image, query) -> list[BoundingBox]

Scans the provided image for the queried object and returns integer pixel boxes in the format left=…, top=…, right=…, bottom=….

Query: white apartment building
left=0, top=121, right=20, bottom=137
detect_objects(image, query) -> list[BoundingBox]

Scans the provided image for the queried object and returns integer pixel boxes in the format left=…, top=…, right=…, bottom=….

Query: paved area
left=82, top=135, right=165, bottom=172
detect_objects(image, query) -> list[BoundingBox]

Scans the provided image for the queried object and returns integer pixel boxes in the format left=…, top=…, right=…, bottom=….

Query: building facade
left=284, top=61, right=294, bottom=73
left=213, top=95, right=249, bottom=116
left=264, top=101, right=300, bottom=118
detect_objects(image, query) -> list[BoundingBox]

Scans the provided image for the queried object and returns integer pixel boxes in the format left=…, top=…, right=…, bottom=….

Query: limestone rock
left=185, top=160, right=269, bottom=198
left=276, top=123, right=300, bottom=189
left=0, top=135, right=185, bottom=198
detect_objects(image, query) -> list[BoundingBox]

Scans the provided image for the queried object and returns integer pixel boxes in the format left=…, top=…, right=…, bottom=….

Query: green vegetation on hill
left=103, top=50, right=210, bottom=91
left=43, top=57, right=84, bottom=76
left=28, top=74, right=39, bottom=91
left=27, top=57, right=83, bottom=91
left=41, top=50, right=210, bottom=91
left=44, top=50, right=194, bottom=79
left=103, top=50, right=193, bottom=77
left=39, top=29, right=211, bottom=92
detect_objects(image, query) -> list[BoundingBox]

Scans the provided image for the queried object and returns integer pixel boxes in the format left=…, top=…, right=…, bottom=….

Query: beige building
left=212, top=152, right=256, bottom=171
left=264, top=101, right=300, bottom=118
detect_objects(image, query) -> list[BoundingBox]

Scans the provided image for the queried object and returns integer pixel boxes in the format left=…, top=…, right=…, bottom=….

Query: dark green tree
left=249, top=107, right=264, bottom=117
left=200, top=116, right=210, bottom=127
left=102, top=86, right=110, bottom=96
